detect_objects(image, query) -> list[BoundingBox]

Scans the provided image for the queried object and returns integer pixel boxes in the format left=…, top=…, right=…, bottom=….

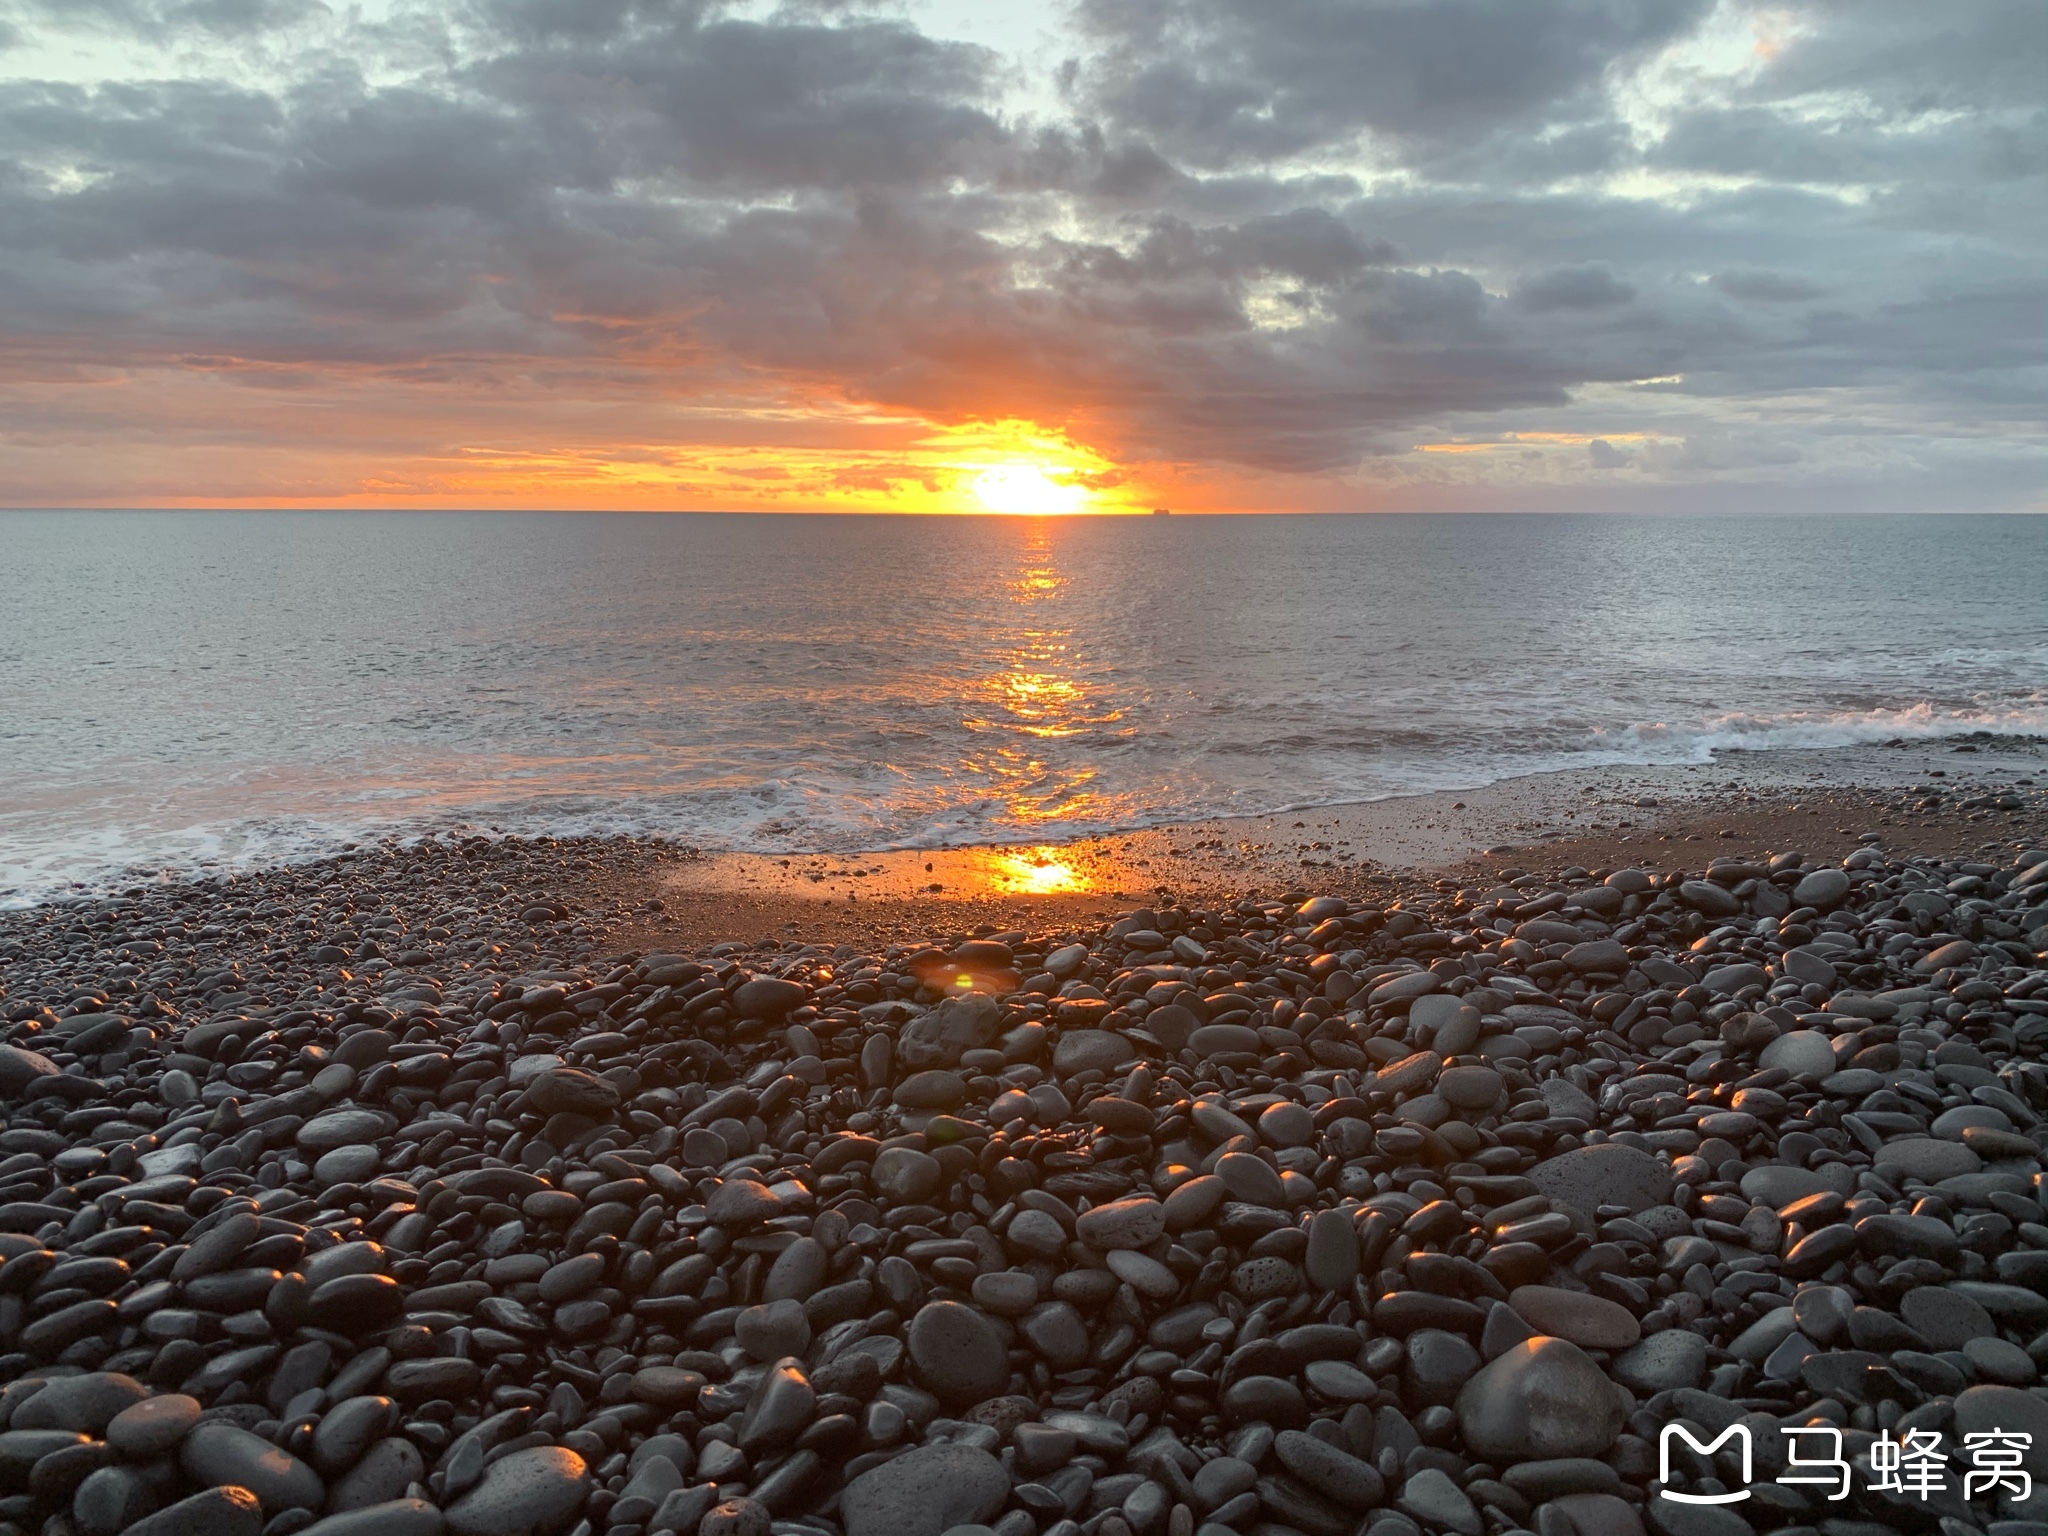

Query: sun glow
left=971, top=462, right=1090, bottom=515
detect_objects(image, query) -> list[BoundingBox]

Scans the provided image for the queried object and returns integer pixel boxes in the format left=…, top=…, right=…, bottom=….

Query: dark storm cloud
left=0, top=0, right=2041, bottom=502
left=1070, top=0, right=1715, bottom=167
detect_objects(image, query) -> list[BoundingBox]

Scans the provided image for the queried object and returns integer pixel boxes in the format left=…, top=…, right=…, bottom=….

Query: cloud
left=0, top=0, right=2039, bottom=508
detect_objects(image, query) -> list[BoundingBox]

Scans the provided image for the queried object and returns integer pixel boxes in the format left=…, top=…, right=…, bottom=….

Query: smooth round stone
left=1964, top=1335, right=2038, bottom=1385
left=1757, top=1029, right=1835, bottom=1078
left=1740, top=1165, right=1840, bottom=1208
left=737, top=1359, right=816, bottom=1453
left=1779, top=948, right=1838, bottom=987
left=872, top=1147, right=943, bottom=1204
left=1509, top=1286, right=1641, bottom=1350
left=1437, top=1066, right=1504, bottom=1111
left=733, top=977, right=807, bottom=1019
left=311, top=1398, right=398, bottom=1478
left=893, top=1070, right=966, bottom=1111
left=1075, top=1197, right=1165, bottom=1251
left=539, top=1253, right=603, bottom=1303
left=1565, top=940, right=1630, bottom=975
left=180, top=1423, right=324, bottom=1514
left=1456, top=1337, right=1623, bottom=1460
left=1182, top=1023, right=1257, bottom=1060
left=1258, top=1102, right=1314, bottom=1148
left=1221, top=1374, right=1309, bottom=1428
left=118, top=1487, right=262, bottom=1536
left=298, top=1110, right=396, bottom=1155
left=1902, top=1287, right=1995, bottom=1348
left=1004, top=1209, right=1066, bottom=1259
left=310, top=1273, right=405, bottom=1335
left=1793, top=868, right=1851, bottom=908
left=841, top=1443, right=1010, bottom=1536
left=106, top=1393, right=201, bottom=1458
left=73, top=1464, right=157, bottom=1536
left=12, top=1373, right=147, bottom=1433
left=735, top=1299, right=811, bottom=1363
left=1216, top=1152, right=1286, bottom=1207
left=312, top=1145, right=382, bottom=1189
left=444, top=1447, right=591, bottom=1536
left=1105, top=1249, right=1178, bottom=1298
left=630, top=1368, right=704, bottom=1408
left=297, top=1499, right=444, bottom=1536
left=1875, top=1137, right=1982, bottom=1181
left=681, top=1128, right=730, bottom=1166
left=706, top=1177, right=781, bottom=1226
left=1274, top=1430, right=1383, bottom=1510
left=907, top=1302, right=1010, bottom=1409
left=1529, top=1143, right=1671, bottom=1215
left=1398, top=1468, right=1481, bottom=1536
left=1613, top=1329, right=1706, bottom=1394
left=1019, top=1301, right=1089, bottom=1370
left=1304, top=1208, right=1360, bottom=1291
left=970, top=1271, right=1040, bottom=1316
left=1406, top=1329, right=1482, bottom=1405
left=329, top=1437, right=426, bottom=1513
left=763, top=1237, right=828, bottom=1303
left=699, top=1501, right=770, bottom=1536
left=0, top=1044, right=58, bottom=1096
left=1303, top=1359, right=1378, bottom=1403
left=1052, top=1031, right=1137, bottom=1075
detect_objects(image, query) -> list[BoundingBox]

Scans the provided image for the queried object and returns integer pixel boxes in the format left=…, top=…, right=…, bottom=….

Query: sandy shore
left=624, top=738, right=2048, bottom=950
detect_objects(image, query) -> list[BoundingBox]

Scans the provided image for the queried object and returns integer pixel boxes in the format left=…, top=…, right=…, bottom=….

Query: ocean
left=4, top=510, right=2045, bottom=907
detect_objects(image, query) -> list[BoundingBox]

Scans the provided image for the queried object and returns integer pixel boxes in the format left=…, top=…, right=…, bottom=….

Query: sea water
left=4, top=510, right=2044, bottom=905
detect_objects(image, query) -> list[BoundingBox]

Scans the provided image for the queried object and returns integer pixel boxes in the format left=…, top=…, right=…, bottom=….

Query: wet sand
left=622, top=737, right=2048, bottom=951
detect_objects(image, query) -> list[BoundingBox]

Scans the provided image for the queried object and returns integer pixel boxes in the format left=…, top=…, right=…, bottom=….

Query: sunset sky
left=0, top=0, right=2041, bottom=512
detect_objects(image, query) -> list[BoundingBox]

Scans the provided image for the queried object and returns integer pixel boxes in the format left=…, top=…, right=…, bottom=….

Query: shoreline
left=627, top=737, right=2048, bottom=950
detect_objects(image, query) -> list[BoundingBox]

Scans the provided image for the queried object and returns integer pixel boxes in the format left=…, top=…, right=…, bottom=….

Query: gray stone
left=1529, top=1143, right=1670, bottom=1215
left=907, top=1302, right=1010, bottom=1409
left=444, top=1447, right=591, bottom=1536
left=737, top=1358, right=815, bottom=1453
left=1274, top=1430, right=1383, bottom=1511
left=1398, top=1469, right=1481, bottom=1536
left=1304, top=1208, right=1360, bottom=1291
left=1019, top=1302, right=1089, bottom=1370
left=1541, top=1078, right=1598, bottom=1122
left=72, top=1464, right=156, bottom=1536
left=872, top=1147, right=943, bottom=1204
left=1508, top=1287, right=1639, bottom=1350
left=1439, top=1066, right=1504, bottom=1111
left=117, top=1487, right=263, bottom=1536
left=297, top=1110, right=397, bottom=1155
left=1793, top=869, right=1851, bottom=908
left=1216, top=1152, right=1286, bottom=1207
left=1758, top=1030, right=1835, bottom=1077
left=735, top=1299, right=811, bottom=1362
left=1780, top=949, right=1838, bottom=987
left=314, top=1145, right=382, bottom=1188
left=105, top=1393, right=200, bottom=1458
left=841, top=1444, right=1010, bottom=1536
left=297, top=1500, right=444, bottom=1536
left=180, top=1423, right=324, bottom=1514
left=328, top=1438, right=425, bottom=1515
left=11, top=1373, right=146, bottom=1433
left=1455, top=1338, right=1623, bottom=1460
left=1901, top=1287, right=1996, bottom=1348
left=1075, top=1198, right=1165, bottom=1251
left=897, top=995, right=1001, bottom=1069
left=1874, top=1137, right=1982, bottom=1181
left=0, top=1045, right=59, bottom=1098
left=1052, top=1027, right=1137, bottom=1075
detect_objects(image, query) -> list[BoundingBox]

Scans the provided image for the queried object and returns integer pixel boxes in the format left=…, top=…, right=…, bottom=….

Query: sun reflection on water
left=955, top=523, right=1127, bottom=826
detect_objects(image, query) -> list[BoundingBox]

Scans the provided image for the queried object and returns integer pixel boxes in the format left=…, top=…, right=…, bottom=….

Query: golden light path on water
left=946, top=520, right=1130, bottom=836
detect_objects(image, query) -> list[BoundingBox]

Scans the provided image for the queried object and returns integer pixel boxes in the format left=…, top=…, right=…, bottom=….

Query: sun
left=971, top=463, right=1089, bottom=515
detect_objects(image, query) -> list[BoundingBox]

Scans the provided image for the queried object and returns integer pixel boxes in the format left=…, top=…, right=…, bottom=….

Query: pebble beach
left=4, top=773, right=2048, bottom=1536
